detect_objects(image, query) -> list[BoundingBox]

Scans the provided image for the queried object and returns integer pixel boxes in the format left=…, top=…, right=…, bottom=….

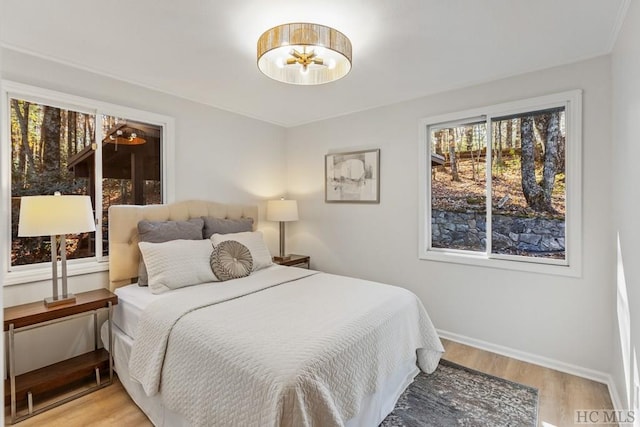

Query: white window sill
left=3, top=259, right=109, bottom=287
left=419, top=250, right=581, bottom=278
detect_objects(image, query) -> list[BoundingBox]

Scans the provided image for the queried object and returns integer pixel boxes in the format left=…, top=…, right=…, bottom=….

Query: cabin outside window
left=1, top=81, right=175, bottom=285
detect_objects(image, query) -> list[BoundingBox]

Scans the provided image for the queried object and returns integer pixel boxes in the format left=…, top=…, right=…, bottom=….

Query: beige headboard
left=108, top=200, right=258, bottom=291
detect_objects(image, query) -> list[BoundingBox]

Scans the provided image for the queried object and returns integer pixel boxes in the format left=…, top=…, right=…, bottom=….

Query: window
left=2, top=81, right=174, bottom=284
left=418, top=91, right=582, bottom=276
left=10, top=100, right=96, bottom=266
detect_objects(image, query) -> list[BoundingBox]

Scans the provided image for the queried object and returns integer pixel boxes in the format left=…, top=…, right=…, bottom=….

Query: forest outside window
left=2, top=81, right=174, bottom=284
left=418, top=91, right=582, bottom=276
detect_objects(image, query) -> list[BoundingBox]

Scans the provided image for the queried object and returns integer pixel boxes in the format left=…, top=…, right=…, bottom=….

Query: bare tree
left=520, top=116, right=544, bottom=210
left=495, top=121, right=503, bottom=169
left=541, top=111, right=561, bottom=207
left=86, top=115, right=95, bottom=146
left=506, top=119, right=513, bottom=149
left=534, top=114, right=549, bottom=162
left=67, top=110, right=77, bottom=157
left=447, top=129, right=460, bottom=181
left=11, top=100, right=36, bottom=188
left=41, top=105, right=62, bottom=177
left=465, top=126, right=478, bottom=181
left=520, top=112, right=561, bottom=212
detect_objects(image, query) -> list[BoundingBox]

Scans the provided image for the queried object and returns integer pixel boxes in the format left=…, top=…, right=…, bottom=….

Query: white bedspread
left=129, top=266, right=444, bottom=427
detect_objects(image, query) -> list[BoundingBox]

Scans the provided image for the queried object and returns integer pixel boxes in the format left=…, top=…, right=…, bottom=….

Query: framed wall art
left=325, top=149, right=380, bottom=203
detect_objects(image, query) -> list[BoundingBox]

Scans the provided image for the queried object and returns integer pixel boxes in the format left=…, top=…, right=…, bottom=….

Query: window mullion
left=94, top=113, right=104, bottom=262
left=1, top=83, right=10, bottom=280
left=485, top=117, right=493, bottom=258
left=424, top=123, right=436, bottom=253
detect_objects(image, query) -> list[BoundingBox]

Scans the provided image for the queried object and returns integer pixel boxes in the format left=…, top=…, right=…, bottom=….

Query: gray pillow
left=202, top=216, right=253, bottom=239
left=210, top=240, right=253, bottom=281
left=137, top=218, right=204, bottom=286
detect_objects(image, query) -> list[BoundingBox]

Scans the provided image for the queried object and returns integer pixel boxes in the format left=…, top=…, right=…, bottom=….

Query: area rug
left=380, top=359, right=538, bottom=427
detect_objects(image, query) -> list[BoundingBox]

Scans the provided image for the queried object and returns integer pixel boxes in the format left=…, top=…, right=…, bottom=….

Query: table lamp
left=18, top=192, right=96, bottom=307
left=266, top=199, right=298, bottom=262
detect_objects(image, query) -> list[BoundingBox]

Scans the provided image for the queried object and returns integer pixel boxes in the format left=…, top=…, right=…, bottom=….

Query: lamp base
left=44, top=294, right=76, bottom=308
left=273, top=255, right=292, bottom=262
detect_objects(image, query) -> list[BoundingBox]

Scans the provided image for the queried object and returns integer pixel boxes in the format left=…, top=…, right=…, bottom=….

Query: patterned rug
left=380, top=359, right=538, bottom=427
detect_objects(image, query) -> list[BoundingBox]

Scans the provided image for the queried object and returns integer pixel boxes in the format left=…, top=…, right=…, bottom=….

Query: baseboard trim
left=437, top=329, right=627, bottom=412
left=606, top=375, right=625, bottom=412
left=436, top=329, right=629, bottom=411
left=437, top=329, right=611, bottom=385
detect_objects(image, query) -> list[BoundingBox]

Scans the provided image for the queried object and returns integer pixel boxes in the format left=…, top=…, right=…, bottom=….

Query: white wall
left=1, top=48, right=287, bottom=373
left=0, top=46, right=620, bottom=384
left=286, top=56, right=614, bottom=376
left=612, top=0, right=640, bottom=411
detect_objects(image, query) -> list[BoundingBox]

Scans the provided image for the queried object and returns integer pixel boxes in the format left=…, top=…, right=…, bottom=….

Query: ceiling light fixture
left=257, top=23, right=352, bottom=85
left=106, top=127, right=147, bottom=148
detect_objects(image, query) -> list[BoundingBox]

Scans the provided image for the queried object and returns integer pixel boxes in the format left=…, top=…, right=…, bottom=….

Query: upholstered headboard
left=108, top=200, right=258, bottom=291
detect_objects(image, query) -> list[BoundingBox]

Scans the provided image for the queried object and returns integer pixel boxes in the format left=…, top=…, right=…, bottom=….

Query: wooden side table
left=273, top=254, right=310, bottom=269
left=4, top=288, right=118, bottom=424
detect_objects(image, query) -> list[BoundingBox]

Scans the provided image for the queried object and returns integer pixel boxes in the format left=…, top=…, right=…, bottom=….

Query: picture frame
left=325, top=149, right=380, bottom=203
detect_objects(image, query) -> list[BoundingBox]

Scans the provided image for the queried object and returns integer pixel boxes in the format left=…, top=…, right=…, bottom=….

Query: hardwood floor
left=442, top=339, right=615, bottom=427
left=6, top=338, right=614, bottom=426
left=4, top=380, right=152, bottom=427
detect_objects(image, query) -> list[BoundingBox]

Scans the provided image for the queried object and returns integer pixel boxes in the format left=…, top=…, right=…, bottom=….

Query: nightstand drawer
left=273, top=254, right=310, bottom=269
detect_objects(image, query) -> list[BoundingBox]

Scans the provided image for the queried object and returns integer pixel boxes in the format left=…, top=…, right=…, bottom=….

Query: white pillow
left=138, top=239, right=218, bottom=294
left=210, top=231, right=273, bottom=271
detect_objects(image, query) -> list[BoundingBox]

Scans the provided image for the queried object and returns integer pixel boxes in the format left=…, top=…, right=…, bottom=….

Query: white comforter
left=129, top=266, right=444, bottom=427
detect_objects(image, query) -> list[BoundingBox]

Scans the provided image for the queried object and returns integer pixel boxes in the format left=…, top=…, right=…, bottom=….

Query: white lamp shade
left=267, top=199, right=299, bottom=222
left=18, top=194, right=96, bottom=237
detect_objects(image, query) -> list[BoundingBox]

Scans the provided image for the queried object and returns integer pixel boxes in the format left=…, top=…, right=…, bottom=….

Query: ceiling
left=0, top=0, right=629, bottom=127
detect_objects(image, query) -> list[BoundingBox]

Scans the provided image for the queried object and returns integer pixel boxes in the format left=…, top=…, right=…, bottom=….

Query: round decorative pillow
left=210, top=240, right=253, bottom=281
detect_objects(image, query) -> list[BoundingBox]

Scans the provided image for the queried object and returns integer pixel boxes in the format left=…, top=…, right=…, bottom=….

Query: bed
left=105, top=200, right=444, bottom=426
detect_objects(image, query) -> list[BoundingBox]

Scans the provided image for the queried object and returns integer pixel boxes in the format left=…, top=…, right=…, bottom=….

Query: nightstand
left=273, top=254, right=310, bottom=269
left=4, top=288, right=118, bottom=424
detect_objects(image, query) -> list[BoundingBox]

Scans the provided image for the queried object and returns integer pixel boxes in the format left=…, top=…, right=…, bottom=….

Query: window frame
left=418, top=90, right=582, bottom=277
left=1, top=80, right=176, bottom=286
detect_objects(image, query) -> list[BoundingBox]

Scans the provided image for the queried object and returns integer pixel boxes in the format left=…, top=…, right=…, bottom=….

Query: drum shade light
left=257, top=23, right=352, bottom=85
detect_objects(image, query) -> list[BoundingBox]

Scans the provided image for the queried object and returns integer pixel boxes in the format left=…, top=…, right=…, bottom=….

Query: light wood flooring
left=6, top=338, right=614, bottom=427
left=442, top=340, right=614, bottom=426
